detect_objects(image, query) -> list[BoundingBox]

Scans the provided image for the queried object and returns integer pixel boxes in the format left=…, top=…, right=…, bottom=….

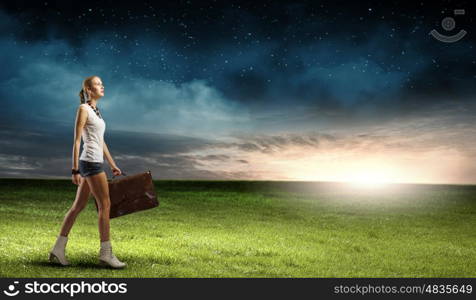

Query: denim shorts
left=79, top=160, right=104, bottom=177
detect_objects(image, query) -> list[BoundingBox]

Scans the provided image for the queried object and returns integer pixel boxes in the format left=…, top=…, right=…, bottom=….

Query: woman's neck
left=87, top=99, right=98, bottom=107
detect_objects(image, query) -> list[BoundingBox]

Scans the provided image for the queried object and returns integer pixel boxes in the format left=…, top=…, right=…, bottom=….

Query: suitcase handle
left=110, top=170, right=151, bottom=180
left=112, top=172, right=128, bottom=180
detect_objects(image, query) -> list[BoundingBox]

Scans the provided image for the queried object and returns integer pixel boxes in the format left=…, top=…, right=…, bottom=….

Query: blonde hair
left=78, top=75, right=99, bottom=104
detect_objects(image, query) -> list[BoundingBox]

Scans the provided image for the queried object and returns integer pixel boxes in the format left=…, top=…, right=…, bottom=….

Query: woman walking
left=49, top=75, right=126, bottom=268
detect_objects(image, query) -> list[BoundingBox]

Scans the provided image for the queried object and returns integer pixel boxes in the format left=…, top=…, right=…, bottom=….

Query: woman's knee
left=70, top=203, right=87, bottom=215
left=98, top=207, right=110, bottom=219
left=97, top=198, right=110, bottom=213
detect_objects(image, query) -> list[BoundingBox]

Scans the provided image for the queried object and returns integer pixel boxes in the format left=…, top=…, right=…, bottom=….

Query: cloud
left=103, top=78, right=253, bottom=138
left=1, top=102, right=476, bottom=183
left=210, top=104, right=476, bottom=157
left=0, top=37, right=253, bottom=140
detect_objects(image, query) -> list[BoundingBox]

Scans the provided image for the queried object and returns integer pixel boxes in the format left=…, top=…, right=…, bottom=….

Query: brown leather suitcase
left=94, top=171, right=159, bottom=218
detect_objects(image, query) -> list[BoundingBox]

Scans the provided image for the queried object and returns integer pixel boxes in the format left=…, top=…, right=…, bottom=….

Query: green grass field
left=0, top=179, right=475, bottom=278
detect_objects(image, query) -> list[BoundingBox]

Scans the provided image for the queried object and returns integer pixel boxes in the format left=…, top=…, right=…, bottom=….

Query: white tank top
left=79, top=103, right=106, bottom=163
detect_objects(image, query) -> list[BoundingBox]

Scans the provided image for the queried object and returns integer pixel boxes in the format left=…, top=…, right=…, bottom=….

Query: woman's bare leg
left=85, top=171, right=110, bottom=242
left=84, top=171, right=126, bottom=268
left=59, top=177, right=91, bottom=237
left=50, top=177, right=90, bottom=265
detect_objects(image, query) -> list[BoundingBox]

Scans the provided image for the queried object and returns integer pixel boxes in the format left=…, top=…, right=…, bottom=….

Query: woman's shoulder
left=79, top=103, right=90, bottom=110
left=77, top=104, right=90, bottom=115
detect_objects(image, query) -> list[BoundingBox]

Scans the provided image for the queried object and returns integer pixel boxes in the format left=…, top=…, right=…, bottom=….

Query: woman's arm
left=103, top=142, right=117, bottom=169
left=72, top=105, right=88, bottom=170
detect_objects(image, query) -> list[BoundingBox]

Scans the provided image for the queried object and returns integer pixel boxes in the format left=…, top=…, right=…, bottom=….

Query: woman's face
left=88, top=77, right=105, bottom=99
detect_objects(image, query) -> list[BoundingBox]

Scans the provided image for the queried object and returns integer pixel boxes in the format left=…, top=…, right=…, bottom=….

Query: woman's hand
left=111, top=166, right=122, bottom=177
left=72, top=174, right=82, bottom=185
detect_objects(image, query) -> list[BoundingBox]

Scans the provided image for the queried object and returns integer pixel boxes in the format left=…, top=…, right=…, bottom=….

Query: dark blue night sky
left=1, top=0, right=475, bottom=184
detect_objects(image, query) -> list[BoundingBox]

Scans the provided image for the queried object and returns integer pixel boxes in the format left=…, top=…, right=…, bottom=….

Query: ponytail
left=78, top=89, right=86, bottom=104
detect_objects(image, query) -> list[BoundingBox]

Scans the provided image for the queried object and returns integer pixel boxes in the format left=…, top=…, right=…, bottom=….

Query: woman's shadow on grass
left=30, top=254, right=169, bottom=270
left=31, top=259, right=112, bottom=270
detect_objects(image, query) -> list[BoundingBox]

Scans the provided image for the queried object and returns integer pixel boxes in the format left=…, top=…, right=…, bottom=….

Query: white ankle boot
left=99, top=241, right=126, bottom=269
left=49, top=235, right=70, bottom=266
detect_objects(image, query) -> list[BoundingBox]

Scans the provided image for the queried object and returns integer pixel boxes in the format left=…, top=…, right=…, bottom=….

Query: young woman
left=49, top=75, right=126, bottom=268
